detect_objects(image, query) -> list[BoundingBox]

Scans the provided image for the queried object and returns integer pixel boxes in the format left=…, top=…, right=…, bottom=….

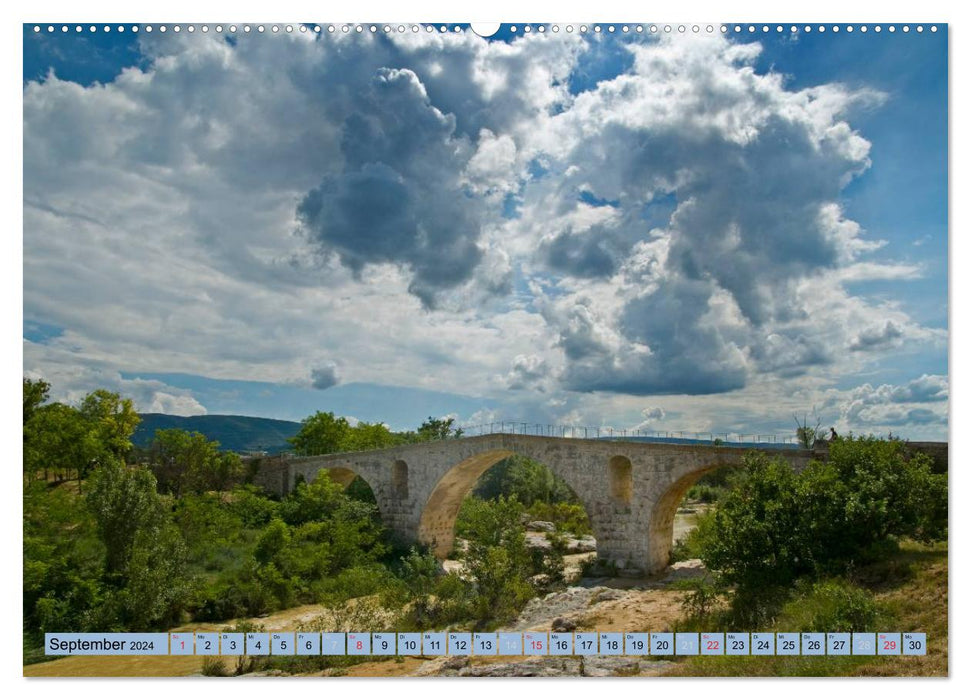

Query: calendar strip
left=45, top=632, right=928, bottom=657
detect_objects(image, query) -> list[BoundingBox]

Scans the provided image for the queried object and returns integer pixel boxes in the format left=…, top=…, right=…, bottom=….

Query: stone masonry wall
left=249, top=435, right=824, bottom=574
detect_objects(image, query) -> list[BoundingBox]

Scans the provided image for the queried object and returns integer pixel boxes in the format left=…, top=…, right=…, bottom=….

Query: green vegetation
left=144, top=429, right=244, bottom=496
left=463, top=454, right=591, bottom=535
left=25, top=377, right=946, bottom=677
left=666, top=541, right=947, bottom=677
left=23, top=379, right=139, bottom=487
left=288, top=412, right=463, bottom=456
left=793, top=409, right=824, bottom=449
left=23, top=378, right=569, bottom=669
left=669, top=436, right=947, bottom=676
left=683, top=464, right=740, bottom=504
left=184, top=477, right=391, bottom=622
left=694, top=439, right=945, bottom=609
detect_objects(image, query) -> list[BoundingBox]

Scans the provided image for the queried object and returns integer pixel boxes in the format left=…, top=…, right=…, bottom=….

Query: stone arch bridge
left=251, top=434, right=816, bottom=575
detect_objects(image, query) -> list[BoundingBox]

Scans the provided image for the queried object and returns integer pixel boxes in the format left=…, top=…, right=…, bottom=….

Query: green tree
left=85, top=458, right=165, bottom=576
left=458, top=496, right=536, bottom=624
left=23, top=386, right=139, bottom=487
left=23, top=377, right=50, bottom=425
left=227, top=485, right=280, bottom=528
left=473, top=455, right=578, bottom=506
left=415, top=416, right=464, bottom=442
left=389, top=548, right=443, bottom=629
left=211, top=451, right=245, bottom=491
left=23, top=402, right=99, bottom=483
left=147, top=429, right=242, bottom=496
left=277, top=473, right=346, bottom=525
left=342, top=421, right=400, bottom=451
left=78, top=389, right=140, bottom=461
left=255, top=519, right=291, bottom=565
left=289, top=411, right=352, bottom=455
left=793, top=409, right=823, bottom=449
left=24, top=479, right=106, bottom=636
left=113, top=524, right=192, bottom=630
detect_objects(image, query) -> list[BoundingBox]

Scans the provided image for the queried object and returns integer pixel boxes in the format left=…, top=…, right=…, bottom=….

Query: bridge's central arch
left=417, top=449, right=515, bottom=556
left=417, top=447, right=607, bottom=569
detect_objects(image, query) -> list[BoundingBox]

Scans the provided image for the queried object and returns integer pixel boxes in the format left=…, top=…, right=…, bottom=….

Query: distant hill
left=133, top=413, right=302, bottom=454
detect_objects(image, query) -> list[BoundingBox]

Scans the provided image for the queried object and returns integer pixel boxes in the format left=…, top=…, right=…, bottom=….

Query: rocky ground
left=341, top=509, right=709, bottom=678
left=405, top=509, right=708, bottom=677
left=406, top=563, right=704, bottom=677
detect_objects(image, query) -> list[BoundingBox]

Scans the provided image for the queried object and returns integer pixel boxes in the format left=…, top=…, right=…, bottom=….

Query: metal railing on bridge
left=265, top=422, right=802, bottom=460
left=459, top=422, right=798, bottom=447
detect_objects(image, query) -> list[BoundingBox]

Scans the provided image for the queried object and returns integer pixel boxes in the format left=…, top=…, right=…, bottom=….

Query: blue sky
left=745, top=29, right=948, bottom=324
left=120, top=373, right=499, bottom=427
left=22, top=24, right=949, bottom=438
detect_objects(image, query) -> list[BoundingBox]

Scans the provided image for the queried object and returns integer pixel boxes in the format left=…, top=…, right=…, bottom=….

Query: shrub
left=227, top=485, right=279, bottom=528
left=526, top=502, right=592, bottom=536
left=201, top=656, right=230, bottom=677
left=779, top=580, right=883, bottom=632
left=686, top=484, right=719, bottom=503
left=679, top=578, right=726, bottom=622
left=174, top=493, right=244, bottom=568
left=696, top=438, right=948, bottom=596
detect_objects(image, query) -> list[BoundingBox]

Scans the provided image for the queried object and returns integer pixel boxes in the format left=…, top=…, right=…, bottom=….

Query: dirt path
left=23, top=601, right=366, bottom=677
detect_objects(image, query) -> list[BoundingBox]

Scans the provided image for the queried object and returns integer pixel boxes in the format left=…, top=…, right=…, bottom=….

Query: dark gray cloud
left=311, top=362, right=340, bottom=390
left=850, top=320, right=904, bottom=351
left=543, top=222, right=625, bottom=278
left=297, top=68, right=484, bottom=308
left=749, top=332, right=833, bottom=377
left=552, top=280, right=747, bottom=395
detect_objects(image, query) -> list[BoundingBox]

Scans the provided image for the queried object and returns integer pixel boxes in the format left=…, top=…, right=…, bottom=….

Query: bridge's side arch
left=391, top=459, right=409, bottom=499
left=292, top=461, right=384, bottom=504
left=646, top=459, right=744, bottom=572
left=608, top=455, right=633, bottom=506
left=315, top=467, right=360, bottom=489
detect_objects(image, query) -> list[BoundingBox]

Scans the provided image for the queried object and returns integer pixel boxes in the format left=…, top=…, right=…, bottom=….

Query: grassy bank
left=662, top=540, right=947, bottom=677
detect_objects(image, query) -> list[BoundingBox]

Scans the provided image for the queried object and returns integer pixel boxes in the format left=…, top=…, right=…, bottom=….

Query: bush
left=174, top=493, right=245, bottom=569
left=696, top=438, right=948, bottom=596
left=227, top=485, right=279, bottom=528
left=201, top=656, right=230, bottom=677
left=679, top=578, right=727, bottom=623
left=525, top=502, right=591, bottom=536
left=779, top=580, right=883, bottom=632
left=669, top=517, right=707, bottom=563
left=686, top=484, right=720, bottom=503
left=24, top=480, right=106, bottom=638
